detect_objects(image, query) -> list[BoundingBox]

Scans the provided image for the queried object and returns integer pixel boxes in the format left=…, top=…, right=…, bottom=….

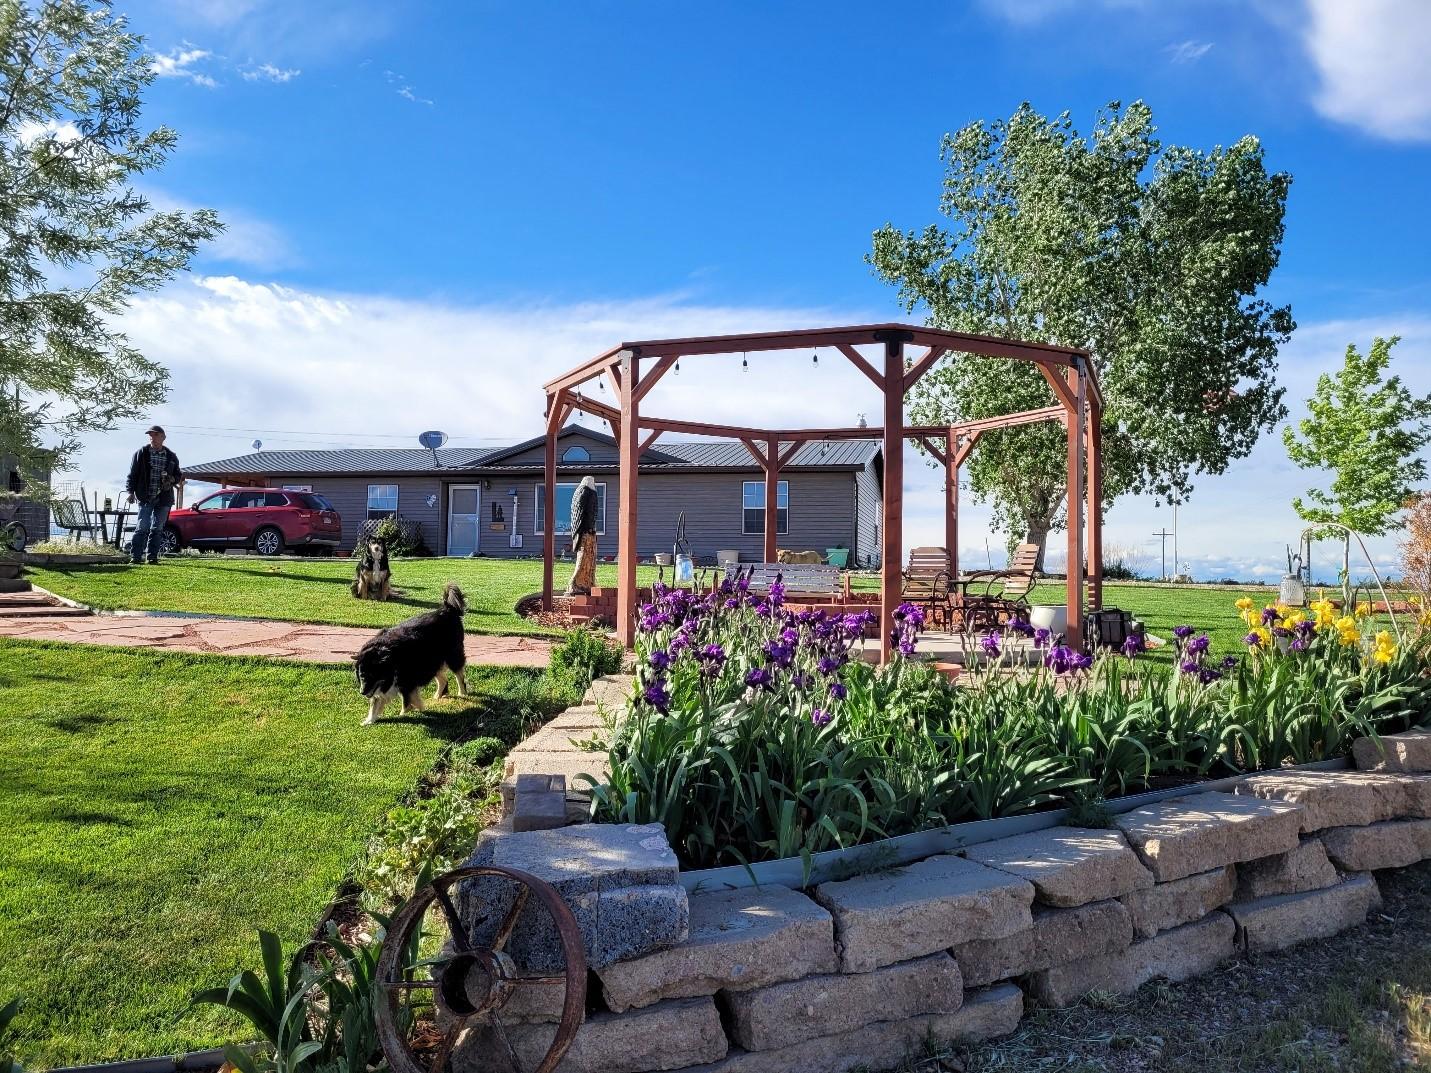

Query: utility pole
left=1153, top=528, right=1173, bottom=581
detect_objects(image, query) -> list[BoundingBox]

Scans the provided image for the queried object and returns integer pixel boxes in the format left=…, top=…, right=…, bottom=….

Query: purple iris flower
left=643, top=679, right=670, bottom=713
left=791, top=672, right=813, bottom=689
left=669, top=632, right=691, bottom=654
left=980, top=632, right=1001, bottom=659
left=1290, top=637, right=1309, bottom=652
left=817, top=656, right=842, bottom=676
left=744, top=667, right=772, bottom=691
left=1197, top=667, right=1222, bottom=684
left=698, top=643, right=726, bottom=676
left=1221, top=655, right=1240, bottom=670
left=1261, top=606, right=1279, bottom=626
left=768, top=579, right=786, bottom=605
left=1033, top=627, right=1052, bottom=650
left=1185, top=634, right=1210, bottom=657
left=763, top=641, right=795, bottom=669
left=724, top=598, right=740, bottom=610
left=1180, top=660, right=1201, bottom=674
left=648, top=650, right=671, bottom=671
left=829, top=682, right=848, bottom=701
left=810, top=708, right=832, bottom=728
left=1243, top=631, right=1263, bottom=647
left=1045, top=645, right=1073, bottom=674
left=1272, top=626, right=1292, bottom=638
left=1007, top=617, right=1035, bottom=637
left=1294, top=620, right=1316, bottom=638
left=1121, top=634, right=1143, bottom=657
left=780, top=626, right=799, bottom=645
left=1173, top=625, right=1194, bottom=640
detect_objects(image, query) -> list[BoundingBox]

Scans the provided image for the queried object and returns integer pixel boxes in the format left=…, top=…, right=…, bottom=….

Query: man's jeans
left=131, top=499, right=171, bottom=563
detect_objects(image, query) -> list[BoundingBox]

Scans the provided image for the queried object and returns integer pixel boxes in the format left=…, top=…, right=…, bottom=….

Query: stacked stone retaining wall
left=460, top=721, right=1431, bottom=1073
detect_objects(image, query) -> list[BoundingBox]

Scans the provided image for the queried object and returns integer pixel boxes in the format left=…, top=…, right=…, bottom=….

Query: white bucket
left=1028, top=604, right=1068, bottom=636
left=675, top=554, right=694, bottom=583
left=716, top=550, right=740, bottom=566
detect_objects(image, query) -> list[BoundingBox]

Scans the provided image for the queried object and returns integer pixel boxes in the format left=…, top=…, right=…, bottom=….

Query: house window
left=367, top=484, right=398, bottom=520
left=742, top=481, right=788, bottom=535
left=561, top=445, right=591, bottom=463
left=534, top=482, right=606, bottom=535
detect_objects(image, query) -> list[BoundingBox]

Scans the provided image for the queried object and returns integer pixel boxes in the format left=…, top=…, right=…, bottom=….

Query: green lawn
left=23, top=557, right=661, bottom=637
left=26, top=558, right=1287, bottom=661
left=0, top=639, right=545, bottom=1068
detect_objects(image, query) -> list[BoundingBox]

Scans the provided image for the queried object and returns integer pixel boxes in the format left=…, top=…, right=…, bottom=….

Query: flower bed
left=590, top=577, right=1431, bottom=871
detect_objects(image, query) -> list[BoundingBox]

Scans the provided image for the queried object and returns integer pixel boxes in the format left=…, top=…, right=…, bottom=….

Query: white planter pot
left=1028, top=604, right=1068, bottom=637
left=716, top=550, right=740, bottom=566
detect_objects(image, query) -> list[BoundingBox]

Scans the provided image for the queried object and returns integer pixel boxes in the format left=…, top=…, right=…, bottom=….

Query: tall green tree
left=0, top=0, right=220, bottom=489
left=1283, top=336, right=1431, bottom=593
left=870, top=100, right=1293, bottom=564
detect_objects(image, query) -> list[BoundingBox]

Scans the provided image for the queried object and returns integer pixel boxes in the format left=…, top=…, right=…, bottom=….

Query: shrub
left=548, top=625, right=623, bottom=695
left=24, top=539, right=124, bottom=558
left=361, top=517, right=423, bottom=556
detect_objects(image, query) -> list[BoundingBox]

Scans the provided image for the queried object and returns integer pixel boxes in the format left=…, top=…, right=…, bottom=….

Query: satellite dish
left=252, top=439, right=263, bottom=451
left=418, top=430, right=448, bottom=450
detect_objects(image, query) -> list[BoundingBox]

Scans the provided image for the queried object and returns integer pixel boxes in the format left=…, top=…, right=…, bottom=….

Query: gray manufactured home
left=184, top=425, right=884, bottom=565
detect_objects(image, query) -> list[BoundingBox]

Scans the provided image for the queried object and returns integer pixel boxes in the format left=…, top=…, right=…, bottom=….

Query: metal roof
left=185, top=430, right=879, bottom=477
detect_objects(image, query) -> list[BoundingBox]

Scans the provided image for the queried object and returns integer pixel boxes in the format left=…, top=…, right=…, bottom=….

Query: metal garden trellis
left=539, top=323, right=1105, bottom=659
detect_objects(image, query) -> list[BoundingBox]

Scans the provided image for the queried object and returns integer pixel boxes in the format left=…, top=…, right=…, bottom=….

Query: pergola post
left=616, top=351, right=640, bottom=647
left=764, top=437, right=779, bottom=563
left=879, top=336, right=904, bottom=662
left=540, top=390, right=565, bottom=611
left=945, top=436, right=957, bottom=577
left=1087, top=397, right=1104, bottom=611
left=1064, top=360, right=1086, bottom=649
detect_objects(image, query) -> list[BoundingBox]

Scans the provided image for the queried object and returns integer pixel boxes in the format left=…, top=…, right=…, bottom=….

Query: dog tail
left=443, top=582, right=466, bottom=613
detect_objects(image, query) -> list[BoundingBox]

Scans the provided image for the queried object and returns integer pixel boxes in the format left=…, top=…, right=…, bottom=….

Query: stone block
left=1236, top=839, right=1338, bottom=900
left=1226, top=874, right=1381, bottom=954
left=462, top=823, right=687, bottom=971
left=1114, top=792, right=1303, bottom=882
left=1029, top=911, right=1235, bottom=1008
left=813, top=854, right=1034, bottom=973
left=724, top=952, right=962, bottom=1052
left=950, top=929, right=1036, bottom=988
left=964, top=827, right=1154, bottom=907
left=1032, top=898, right=1133, bottom=969
left=1231, top=770, right=1431, bottom=833
left=1354, top=729, right=1431, bottom=772
left=671, top=985, right=1023, bottom=1073
left=513, top=790, right=568, bottom=833
left=1321, top=818, right=1431, bottom=872
left=454, top=996, right=726, bottom=1073
left=504, top=749, right=610, bottom=790
left=586, top=675, right=635, bottom=709
left=1120, top=865, right=1236, bottom=940
left=599, top=885, right=836, bottom=1013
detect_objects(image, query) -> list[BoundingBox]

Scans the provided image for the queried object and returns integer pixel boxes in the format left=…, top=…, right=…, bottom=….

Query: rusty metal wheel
left=375, top=865, right=587, bottom=1073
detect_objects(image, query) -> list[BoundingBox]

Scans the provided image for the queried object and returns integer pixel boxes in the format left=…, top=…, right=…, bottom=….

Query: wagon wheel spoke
left=433, top=886, right=471, bottom=951
left=381, top=978, right=438, bottom=991
left=427, top=1018, right=469, bottom=1073
left=489, top=1011, right=524, bottom=1073
left=512, top=975, right=565, bottom=986
left=490, top=886, right=531, bottom=952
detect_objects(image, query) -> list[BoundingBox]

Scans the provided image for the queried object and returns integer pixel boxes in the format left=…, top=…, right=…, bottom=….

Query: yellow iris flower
left=1355, top=602, right=1372, bottom=618
left=1372, top=630, right=1397, bottom=664
left=1235, top=597, right=1254, bottom=612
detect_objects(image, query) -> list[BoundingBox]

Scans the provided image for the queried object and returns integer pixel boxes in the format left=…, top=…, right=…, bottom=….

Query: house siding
left=853, top=458, right=882, bottom=569
left=498, top=431, right=618, bottom=468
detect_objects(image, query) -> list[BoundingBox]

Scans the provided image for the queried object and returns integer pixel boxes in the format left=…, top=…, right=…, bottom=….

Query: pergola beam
left=903, top=347, right=949, bottom=394
left=632, top=356, right=678, bottom=404
left=836, top=344, right=886, bottom=390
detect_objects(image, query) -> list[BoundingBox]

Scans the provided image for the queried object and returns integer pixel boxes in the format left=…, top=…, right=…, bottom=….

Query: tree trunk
left=1342, top=532, right=1352, bottom=610
left=1023, top=519, right=1053, bottom=572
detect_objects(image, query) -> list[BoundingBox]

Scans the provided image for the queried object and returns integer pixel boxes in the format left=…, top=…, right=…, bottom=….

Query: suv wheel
left=254, top=526, right=285, bottom=556
left=160, top=526, right=180, bottom=555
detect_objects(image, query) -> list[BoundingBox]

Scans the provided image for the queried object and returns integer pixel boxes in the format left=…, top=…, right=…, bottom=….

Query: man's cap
left=145, top=425, right=165, bottom=436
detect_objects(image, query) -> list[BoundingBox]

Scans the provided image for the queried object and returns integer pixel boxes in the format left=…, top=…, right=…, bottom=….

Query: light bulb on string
left=742, top=352, right=748, bottom=372
left=812, top=350, right=819, bottom=367
left=674, top=359, right=680, bottom=376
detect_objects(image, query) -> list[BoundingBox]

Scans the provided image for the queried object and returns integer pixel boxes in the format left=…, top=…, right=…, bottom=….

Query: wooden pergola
left=540, top=323, right=1104, bottom=659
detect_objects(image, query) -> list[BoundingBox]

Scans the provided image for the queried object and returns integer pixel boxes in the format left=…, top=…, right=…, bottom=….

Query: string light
left=812, top=350, right=819, bottom=367
left=742, top=352, right=748, bottom=372
left=674, top=359, right=680, bottom=376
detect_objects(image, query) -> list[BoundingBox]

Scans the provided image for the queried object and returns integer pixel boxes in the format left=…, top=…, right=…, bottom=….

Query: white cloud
left=149, top=46, right=219, bottom=87
left=14, top=120, right=81, bottom=147
left=384, top=69, right=433, bottom=106
left=976, top=0, right=1149, bottom=25
left=241, top=62, right=301, bottom=83
left=1302, top=0, right=1431, bottom=141
left=1165, top=39, right=1213, bottom=63
left=143, top=190, right=295, bottom=270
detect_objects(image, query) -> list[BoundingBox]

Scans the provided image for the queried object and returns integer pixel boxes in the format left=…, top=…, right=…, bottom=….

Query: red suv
left=162, top=488, right=342, bottom=556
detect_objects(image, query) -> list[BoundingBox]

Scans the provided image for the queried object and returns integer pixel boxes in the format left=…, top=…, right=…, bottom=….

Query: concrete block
left=1227, top=874, right=1381, bottom=954
left=1354, top=729, right=1431, bottom=772
left=454, top=996, right=726, bottom=1073
left=670, top=985, right=1023, bottom=1073
left=964, top=826, right=1154, bottom=907
left=1321, top=818, right=1431, bottom=872
left=723, top=953, right=962, bottom=1052
left=513, top=791, right=569, bottom=832
left=1030, top=911, right=1235, bottom=1008
left=1114, top=792, right=1303, bottom=882
left=1232, top=770, right=1431, bottom=833
left=599, top=885, right=836, bottom=1013
left=1120, top=865, right=1236, bottom=940
left=504, top=749, right=610, bottom=790
left=813, top=854, right=1034, bottom=973
left=950, top=929, right=1036, bottom=988
left=1032, top=898, right=1134, bottom=969
left=462, top=823, right=686, bottom=971
left=1236, top=839, right=1338, bottom=900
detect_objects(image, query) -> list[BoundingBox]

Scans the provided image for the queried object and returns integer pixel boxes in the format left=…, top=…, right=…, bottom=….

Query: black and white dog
left=351, top=536, right=392, bottom=601
left=354, top=583, right=467, bottom=724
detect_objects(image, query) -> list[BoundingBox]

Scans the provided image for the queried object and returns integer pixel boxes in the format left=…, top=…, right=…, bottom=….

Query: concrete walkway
left=0, top=612, right=553, bottom=666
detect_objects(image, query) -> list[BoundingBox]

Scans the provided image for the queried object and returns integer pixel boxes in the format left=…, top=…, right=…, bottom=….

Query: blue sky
left=74, top=0, right=1431, bottom=581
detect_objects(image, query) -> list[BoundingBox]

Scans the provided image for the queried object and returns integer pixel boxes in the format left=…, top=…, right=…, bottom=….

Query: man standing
left=565, top=475, right=599, bottom=595
left=125, top=425, right=183, bottom=565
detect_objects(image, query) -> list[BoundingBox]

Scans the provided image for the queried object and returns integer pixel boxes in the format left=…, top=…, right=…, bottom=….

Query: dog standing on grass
left=354, top=583, right=467, bottom=724
left=351, top=536, right=392, bottom=600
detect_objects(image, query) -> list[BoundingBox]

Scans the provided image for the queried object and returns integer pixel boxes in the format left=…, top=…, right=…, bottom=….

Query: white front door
left=447, top=485, right=481, bottom=556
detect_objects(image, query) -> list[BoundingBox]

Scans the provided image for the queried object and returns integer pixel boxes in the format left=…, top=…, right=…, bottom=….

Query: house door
left=447, top=485, right=481, bottom=556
